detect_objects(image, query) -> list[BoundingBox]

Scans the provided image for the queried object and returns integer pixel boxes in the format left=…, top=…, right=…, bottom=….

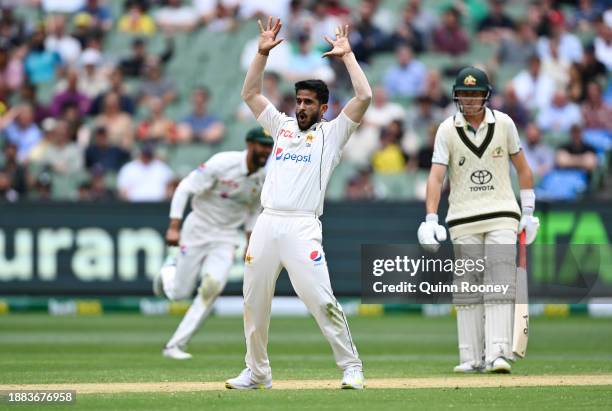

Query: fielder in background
left=418, top=67, right=540, bottom=374
left=153, top=128, right=273, bottom=360
left=225, top=18, right=372, bottom=390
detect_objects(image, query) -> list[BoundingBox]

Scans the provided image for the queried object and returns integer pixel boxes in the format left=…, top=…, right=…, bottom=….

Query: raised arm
left=323, top=25, right=372, bottom=123
left=241, top=17, right=284, bottom=118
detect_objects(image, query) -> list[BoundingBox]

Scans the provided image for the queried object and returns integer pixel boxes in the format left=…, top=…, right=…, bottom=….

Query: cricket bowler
left=225, top=18, right=372, bottom=389
left=153, top=128, right=273, bottom=359
left=418, top=67, right=540, bottom=373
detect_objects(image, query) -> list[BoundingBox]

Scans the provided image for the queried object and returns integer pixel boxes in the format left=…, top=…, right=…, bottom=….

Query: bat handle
left=518, top=231, right=527, bottom=269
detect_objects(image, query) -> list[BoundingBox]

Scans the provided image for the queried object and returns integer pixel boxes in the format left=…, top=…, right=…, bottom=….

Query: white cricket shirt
left=169, top=150, right=265, bottom=245
left=257, top=103, right=359, bottom=216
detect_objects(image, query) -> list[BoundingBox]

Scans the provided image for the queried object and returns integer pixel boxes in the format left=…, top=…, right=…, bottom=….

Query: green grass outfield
left=1, top=314, right=611, bottom=410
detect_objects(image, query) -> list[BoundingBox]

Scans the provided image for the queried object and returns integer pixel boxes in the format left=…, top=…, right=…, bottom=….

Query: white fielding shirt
left=169, top=150, right=265, bottom=245
left=257, top=103, right=359, bottom=216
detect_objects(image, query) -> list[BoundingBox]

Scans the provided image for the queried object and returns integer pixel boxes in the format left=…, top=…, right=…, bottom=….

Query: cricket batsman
left=153, top=128, right=273, bottom=359
left=418, top=67, right=540, bottom=373
left=225, top=18, right=372, bottom=389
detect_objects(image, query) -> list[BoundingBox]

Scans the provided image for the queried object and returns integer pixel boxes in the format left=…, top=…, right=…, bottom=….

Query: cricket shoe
left=453, top=362, right=484, bottom=373
left=152, top=271, right=166, bottom=298
left=486, top=357, right=512, bottom=373
left=341, top=367, right=365, bottom=389
left=163, top=346, right=192, bottom=360
left=225, top=368, right=272, bottom=390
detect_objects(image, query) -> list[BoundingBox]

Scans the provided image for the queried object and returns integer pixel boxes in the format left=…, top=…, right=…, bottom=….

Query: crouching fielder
left=418, top=67, right=539, bottom=373
left=153, top=128, right=273, bottom=359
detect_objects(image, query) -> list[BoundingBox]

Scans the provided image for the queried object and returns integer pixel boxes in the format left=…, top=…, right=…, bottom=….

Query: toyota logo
left=470, top=170, right=493, bottom=185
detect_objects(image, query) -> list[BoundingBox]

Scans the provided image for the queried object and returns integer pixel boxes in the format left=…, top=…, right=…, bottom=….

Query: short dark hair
left=294, top=79, right=329, bottom=104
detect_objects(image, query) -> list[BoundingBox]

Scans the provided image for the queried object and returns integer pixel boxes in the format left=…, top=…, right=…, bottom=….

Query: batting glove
left=418, top=214, right=447, bottom=253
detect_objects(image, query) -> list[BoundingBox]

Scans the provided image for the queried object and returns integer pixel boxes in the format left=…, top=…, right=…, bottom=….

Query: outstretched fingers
left=257, top=19, right=265, bottom=33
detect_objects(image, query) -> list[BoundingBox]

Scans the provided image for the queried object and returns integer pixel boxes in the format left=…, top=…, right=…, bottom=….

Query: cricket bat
left=512, top=231, right=529, bottom=358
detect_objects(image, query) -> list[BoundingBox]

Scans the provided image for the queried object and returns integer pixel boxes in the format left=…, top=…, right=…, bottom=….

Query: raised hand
left=322, top=25, right=352, bottom=58
left=257, top=17, right=283, bottom=55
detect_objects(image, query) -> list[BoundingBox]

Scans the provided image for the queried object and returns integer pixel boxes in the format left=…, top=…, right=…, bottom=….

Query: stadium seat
left=372, top=171, right=417, bottom=200
left=536, top=169, right=588, bottom=200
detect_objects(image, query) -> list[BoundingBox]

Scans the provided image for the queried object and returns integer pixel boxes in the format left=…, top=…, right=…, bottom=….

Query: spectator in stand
left=18, top=83, right=51, bottom=124
left=350, top=0, right=392, bottom=64
left=50, top=70, right=90, bottom=117
left=119, top=37, right=174, bottom=78
left=1, top=104, right=42, bottom=163
left=1, top=142, right=27, bottom=197
left=237, top=72, right=281, bottom=121
left=345, top=168, right=376, bottom=200
left=522, top=122, right=555, bottom=182
left=38, top=119, right=84, bottom=176
left=432, top=6, right=469, bottom=56
left=193, top=0, right=240, bottom=32
left=85, top=126, right=130, bottom=173
left=94, top=91, right=134, bottom=149
left=537, top=89, right=582, bottom=134
left=496, top=20, right=538, bottom=67
left=137, top=96, right=182, bottom=144
left=118, top=0, right=156, bottom=36
left=155, top=0, right=199, bottom=33
left=402, top=0, right=437, bottom=50
left=305, top=1, right=341, bottom=51
left=541, top=37, right=570, bottom=91
left=537, top=10, right=583, bottom=64
left=89, top=166, right=116, bottom=200
left=117, top=143, right=174, bottom=202
left=0, top=5, right=26, bottom=48
left=512, top=54, right=555, bottom=112
left=382, top=44, right=426, bottom=99
left=567, top=63, right=586, bottom=103
left=555, top=124, right=598, bottom=177
left=0, top=169, right=18, bottom=202
left=179, top=87, right=224, bottom=144
left=572, top=0, right=604, bottom=32
left=498, top=83, right=529, bottom=130
left=45, top=14, right=82, bottom=67
left=89, top=67, right=135, bottom=116
left=593, top=12, right=612, bottom=70
left=581, top=81, right=612, bottom=131
left=137, top=60, right=176, bottom=106
left=389, top=2, right=424, bottom=53
left=371, top=120, right=407, bottom=174
left=24, top=28, right=62, bottom=85
left=41, top=0, right=85, bottom=14
left=0, top=44, right=25, bottom=92
left=476, top=0, right=515, bottom=44
left=581, top=44, right=608, bottom=86
left=77, top=0, right=113, bottom=32
left=283, top=32, right=335, bottom=83
left=404, top=95, right=445, bottom=136
left=74, top=49, right=109, bottom=99
left=363, top=86, right=406, bottom=130
left=414, top=124, right=437, bottom=171
left=422, top=70, right=451, bottom=109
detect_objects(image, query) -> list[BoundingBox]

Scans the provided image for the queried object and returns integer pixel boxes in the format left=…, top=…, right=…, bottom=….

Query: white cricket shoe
left=486, top=357, right=512, bottom=373
left=453, top=362, right=484, bottom=373
left=152, top=271, right=165, bottom=298
left=225, top=368, right=272, bottom=390
left=341, top=367, right=365, bottom=389
left=163, top=346, right=192, bottom=360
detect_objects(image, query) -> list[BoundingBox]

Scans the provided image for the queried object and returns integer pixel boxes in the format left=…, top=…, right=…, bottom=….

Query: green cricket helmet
left=245, top=127, right=274, bottom=146
left=452, top=67, right=492, bottom=114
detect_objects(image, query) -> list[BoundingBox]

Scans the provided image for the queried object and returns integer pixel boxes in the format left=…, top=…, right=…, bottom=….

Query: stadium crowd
left=0, top=0, right=610, bottom=202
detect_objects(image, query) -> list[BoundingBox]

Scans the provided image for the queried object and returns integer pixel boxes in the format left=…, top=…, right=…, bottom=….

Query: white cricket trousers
left=243, top=209, right=361, bottom=380
left=164, top=241, right=236, bottom=349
